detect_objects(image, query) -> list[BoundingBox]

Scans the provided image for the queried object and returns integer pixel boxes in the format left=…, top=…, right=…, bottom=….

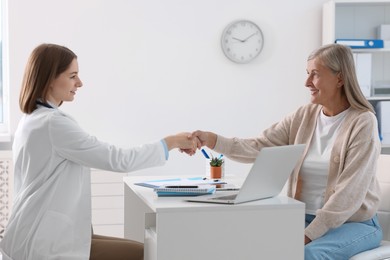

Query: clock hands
left=243, top=33, right=256, bottom=41
left=232, top=37, right=245, bottom=42
left=232, top=33, right=257, bottom=43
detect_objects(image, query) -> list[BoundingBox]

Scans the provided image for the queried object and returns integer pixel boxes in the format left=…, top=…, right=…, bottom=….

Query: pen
left=201, top=149, right=210, bottom=159
left=218, top=154, right=223, bottom=160
left=165, top=185, right=199, bottom=188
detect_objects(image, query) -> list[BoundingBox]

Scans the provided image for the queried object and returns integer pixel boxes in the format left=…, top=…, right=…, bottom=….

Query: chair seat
left=350, top=240, right=390, bottom=260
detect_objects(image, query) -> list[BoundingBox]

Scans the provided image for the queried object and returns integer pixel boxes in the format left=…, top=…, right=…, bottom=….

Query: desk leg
left=124, top=184, right=153, bottom=243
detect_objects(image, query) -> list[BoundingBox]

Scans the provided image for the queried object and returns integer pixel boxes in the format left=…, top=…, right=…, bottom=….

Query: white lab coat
left=0, top=105, right=166, bottom=260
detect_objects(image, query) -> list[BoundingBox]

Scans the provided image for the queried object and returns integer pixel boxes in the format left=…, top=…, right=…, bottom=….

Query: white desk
left=124, top=175, right=305, bottom=260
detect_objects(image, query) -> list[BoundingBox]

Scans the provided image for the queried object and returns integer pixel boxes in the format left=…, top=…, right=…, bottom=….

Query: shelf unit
left=323, top=0, right=390, bottom=154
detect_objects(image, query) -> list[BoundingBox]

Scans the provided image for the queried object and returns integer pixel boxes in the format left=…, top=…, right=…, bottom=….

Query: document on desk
left=134, top=177, right=226, bottom=189
left=154, top=185, right=216, bottom=197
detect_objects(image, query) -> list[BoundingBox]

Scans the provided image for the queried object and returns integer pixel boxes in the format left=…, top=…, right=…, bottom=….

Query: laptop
left=187, top=144, right=305, bottom=204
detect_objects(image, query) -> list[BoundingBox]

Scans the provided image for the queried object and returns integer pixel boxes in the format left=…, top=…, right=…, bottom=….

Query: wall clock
left=221, top=20, right=264, bottom=64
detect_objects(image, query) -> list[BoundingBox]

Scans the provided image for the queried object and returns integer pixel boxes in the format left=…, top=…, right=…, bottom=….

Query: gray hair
left=308, top=43, right=374, bottom=113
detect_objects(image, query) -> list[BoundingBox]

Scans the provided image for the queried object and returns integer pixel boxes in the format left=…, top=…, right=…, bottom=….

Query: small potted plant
left=209, top=154, right=224, bottom=179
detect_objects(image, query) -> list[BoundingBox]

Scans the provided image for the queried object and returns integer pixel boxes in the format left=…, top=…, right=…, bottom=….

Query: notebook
left=154, top=185, right=216, bottom=197
left=187, top=144, right=305, bottom=204
left=135, top=177, right=226, bottom=189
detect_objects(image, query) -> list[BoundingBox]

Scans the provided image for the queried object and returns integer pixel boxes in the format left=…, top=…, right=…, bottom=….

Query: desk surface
left=123, top=175, right=303, bottom=212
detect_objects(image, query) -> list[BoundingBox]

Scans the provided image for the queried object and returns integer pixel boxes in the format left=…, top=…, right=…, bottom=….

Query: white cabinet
left=323, top=0, right=390, bottom=154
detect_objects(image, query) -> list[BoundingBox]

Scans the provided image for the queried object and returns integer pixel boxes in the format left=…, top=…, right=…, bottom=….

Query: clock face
left=221, top=20, right=264, bottom=64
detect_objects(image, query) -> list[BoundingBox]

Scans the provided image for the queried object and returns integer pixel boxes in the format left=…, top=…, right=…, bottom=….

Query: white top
left=300, top=108, right=350, bottom=215
left=0, top=104, right=166, bottom=260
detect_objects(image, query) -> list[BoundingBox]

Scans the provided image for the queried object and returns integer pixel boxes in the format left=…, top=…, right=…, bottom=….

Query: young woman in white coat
left=0, top=43, right=199, bottom=260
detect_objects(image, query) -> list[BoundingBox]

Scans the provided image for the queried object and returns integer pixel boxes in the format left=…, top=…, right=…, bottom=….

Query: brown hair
left=19, top=43, right=77, bottom=114
left=308, top=43, right=374, bottom=113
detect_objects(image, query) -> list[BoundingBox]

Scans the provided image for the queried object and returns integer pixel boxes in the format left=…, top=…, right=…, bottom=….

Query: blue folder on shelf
left=335, top=39, right=384, bottom=49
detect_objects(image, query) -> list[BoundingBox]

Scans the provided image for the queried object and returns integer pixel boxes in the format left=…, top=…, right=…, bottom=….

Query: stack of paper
left=134, top=177, right=226, bottom=189
left=154, top=185, right=216, bottom=197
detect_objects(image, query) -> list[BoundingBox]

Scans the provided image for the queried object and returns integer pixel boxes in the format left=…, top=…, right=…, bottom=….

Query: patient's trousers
left=304, top=214, right=382, bottom=260
left=90, top=233, right=143, bottom=260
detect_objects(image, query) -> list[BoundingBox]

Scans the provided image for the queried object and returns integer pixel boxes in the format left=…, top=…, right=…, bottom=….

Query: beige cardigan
left=214, top=103, right=381, bottom=240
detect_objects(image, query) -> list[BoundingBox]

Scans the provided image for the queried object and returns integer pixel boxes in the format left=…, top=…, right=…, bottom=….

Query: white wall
left=7, top=0, right=326, bottom=176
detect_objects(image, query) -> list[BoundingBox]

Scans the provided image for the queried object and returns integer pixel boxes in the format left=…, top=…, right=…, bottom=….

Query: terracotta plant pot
left=210, top=166, right=222, bottom=179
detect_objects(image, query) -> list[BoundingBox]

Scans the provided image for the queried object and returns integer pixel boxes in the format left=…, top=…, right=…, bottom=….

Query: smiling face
left=305, top=57, right=347, bottom=116
left=46, top=58, right=83, bottom=106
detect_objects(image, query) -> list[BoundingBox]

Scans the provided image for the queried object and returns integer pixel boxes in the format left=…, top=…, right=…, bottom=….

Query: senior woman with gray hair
left=190, top=43, right=383, bottom=259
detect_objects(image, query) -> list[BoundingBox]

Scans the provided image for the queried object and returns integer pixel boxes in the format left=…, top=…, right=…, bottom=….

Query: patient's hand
left=164, top=132, right=200, bottom=156
left=190, top=130, right=217, bottom=149
left=305, top=235, right=312, bottom=245
left=179, top=134, right=202, bottom=156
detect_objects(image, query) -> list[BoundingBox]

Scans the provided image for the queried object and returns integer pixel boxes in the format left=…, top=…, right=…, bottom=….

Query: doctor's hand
left=164, top=132, right=200, bottom=156
left=190, top=130, right=217, bottom=150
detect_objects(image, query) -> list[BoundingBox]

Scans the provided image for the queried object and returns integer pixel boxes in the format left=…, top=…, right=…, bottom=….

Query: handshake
left=163, top=130, right=217, bottom=156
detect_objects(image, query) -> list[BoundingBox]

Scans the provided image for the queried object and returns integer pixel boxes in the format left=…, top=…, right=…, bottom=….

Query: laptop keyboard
left=212, top=194, right=238, bottom=200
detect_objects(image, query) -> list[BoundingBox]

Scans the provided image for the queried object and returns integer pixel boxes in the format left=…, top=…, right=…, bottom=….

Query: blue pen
left=201, top=148, right=210, bottom=159
left=218, top=154, right=223, bottom=160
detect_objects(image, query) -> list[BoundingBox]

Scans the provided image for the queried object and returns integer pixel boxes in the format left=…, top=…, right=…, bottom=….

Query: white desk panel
left=124, top=175, right=305, bottom=260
